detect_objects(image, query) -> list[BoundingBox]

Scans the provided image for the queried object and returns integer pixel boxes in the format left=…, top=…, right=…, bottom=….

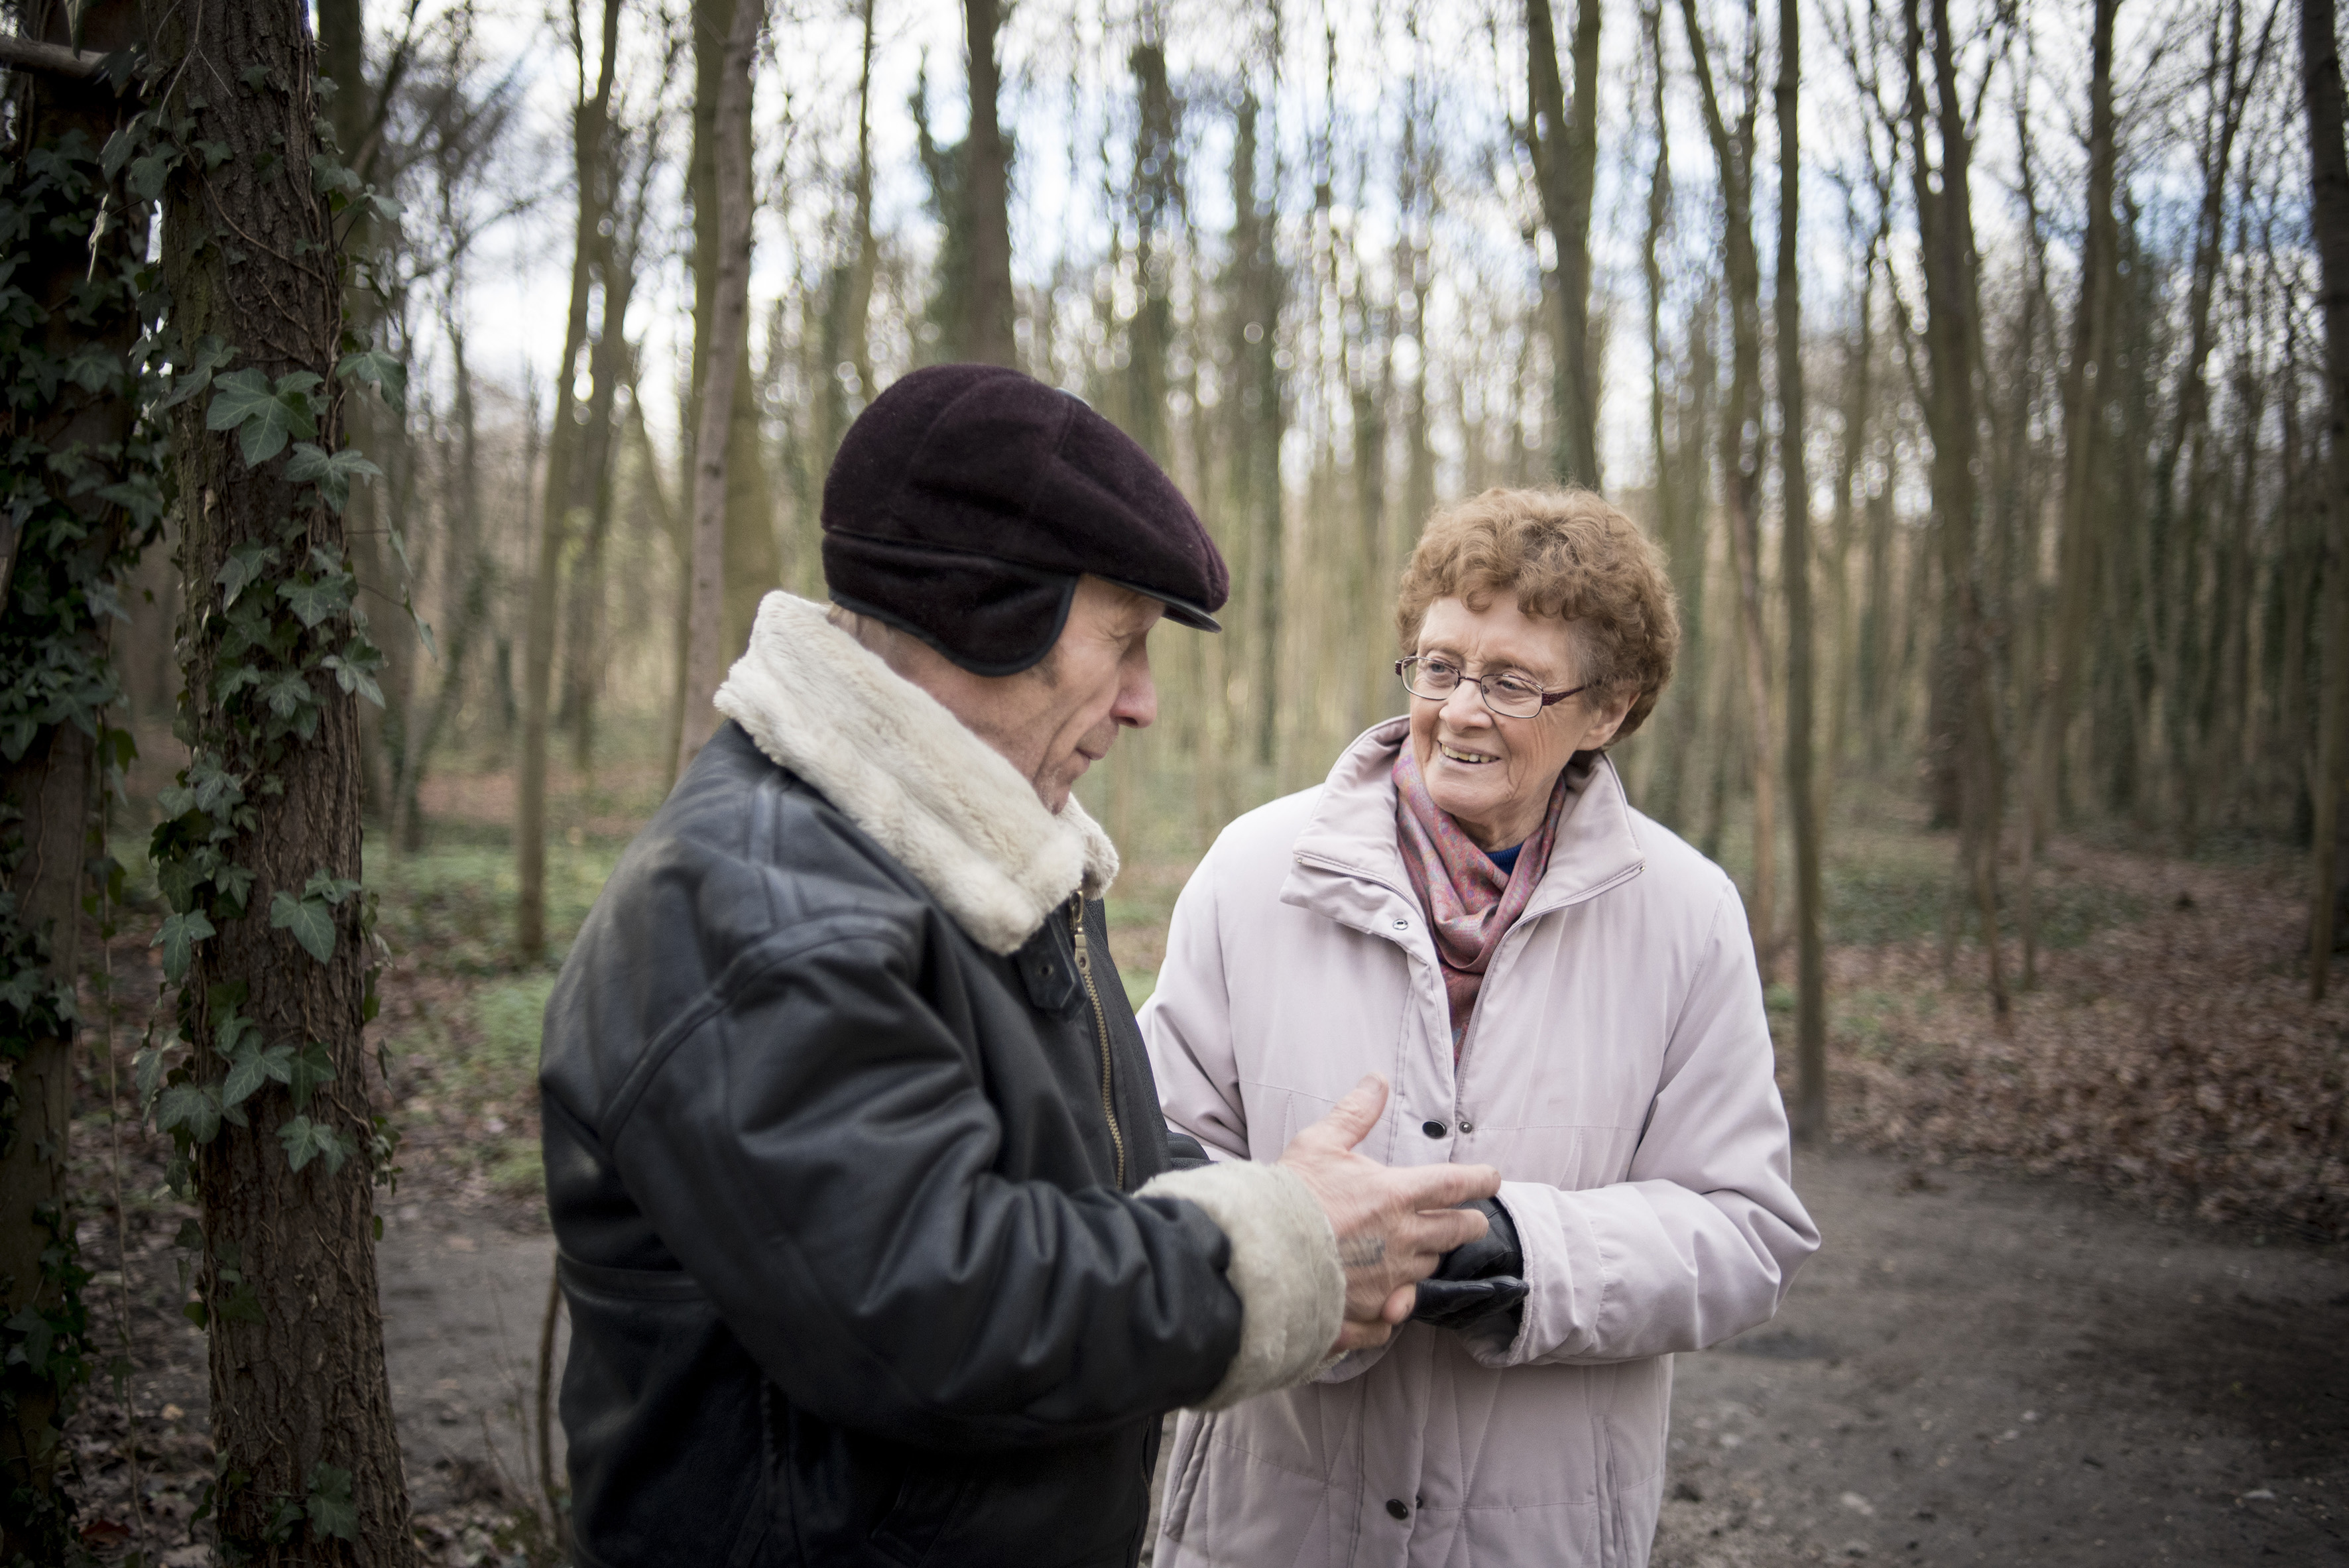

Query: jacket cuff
left=1140, top=1162, right=1344, bottom=1410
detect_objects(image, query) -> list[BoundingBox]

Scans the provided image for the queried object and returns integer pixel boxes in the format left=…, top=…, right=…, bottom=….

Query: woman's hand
left=1275, top=1074, right=1501, bottom=1355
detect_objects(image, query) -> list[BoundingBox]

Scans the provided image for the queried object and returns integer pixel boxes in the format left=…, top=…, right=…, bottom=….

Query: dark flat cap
left=821, top=363, right=1229, bottom=675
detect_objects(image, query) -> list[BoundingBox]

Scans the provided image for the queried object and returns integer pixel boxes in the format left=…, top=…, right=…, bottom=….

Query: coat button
left=1421, top=1120, right=1446, bottom=1138
left=1386, top=1498, right=1410, bottom=1520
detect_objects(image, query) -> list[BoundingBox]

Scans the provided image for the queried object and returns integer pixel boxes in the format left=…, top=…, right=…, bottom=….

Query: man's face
left=918, top=575, right=1163, bottom=812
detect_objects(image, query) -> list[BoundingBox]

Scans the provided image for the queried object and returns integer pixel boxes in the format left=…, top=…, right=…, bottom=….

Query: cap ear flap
left=822, top=531, right=1079, bottom=676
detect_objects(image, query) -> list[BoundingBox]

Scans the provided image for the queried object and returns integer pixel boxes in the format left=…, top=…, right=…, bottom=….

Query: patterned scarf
left=1392, top=745, right=1570, bottom=1054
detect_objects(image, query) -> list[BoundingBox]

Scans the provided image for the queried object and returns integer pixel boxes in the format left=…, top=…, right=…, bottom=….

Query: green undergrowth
left=361, top=827, right=626, bottom=977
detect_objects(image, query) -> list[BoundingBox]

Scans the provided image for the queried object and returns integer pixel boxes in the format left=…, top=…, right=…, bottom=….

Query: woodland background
left=3, top=0, right=2348, bottom=1561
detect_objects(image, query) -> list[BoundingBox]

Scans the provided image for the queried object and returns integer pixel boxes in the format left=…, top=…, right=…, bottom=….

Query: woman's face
left=1406, top=595, right=1634, bottom=851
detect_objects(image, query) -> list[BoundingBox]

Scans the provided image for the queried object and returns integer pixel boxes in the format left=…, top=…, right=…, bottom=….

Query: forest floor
left=49, top=758, right=2349, bottom=1564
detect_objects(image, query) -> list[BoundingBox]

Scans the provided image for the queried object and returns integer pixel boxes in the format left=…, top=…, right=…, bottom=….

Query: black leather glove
left=1410, top=1197, right=1528, bottom=1349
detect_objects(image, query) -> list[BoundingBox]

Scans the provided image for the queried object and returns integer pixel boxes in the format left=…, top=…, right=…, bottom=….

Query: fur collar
left=715, top=591, right=1119, bottom=955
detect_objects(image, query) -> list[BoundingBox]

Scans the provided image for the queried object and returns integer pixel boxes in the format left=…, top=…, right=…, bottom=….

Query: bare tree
left=1525, top=0, right=1602, bottom=487
left=1777, top=0, right=1826, bottom=1139
left=962, top=0, right=1016, bottom=366
left=679, top=0, right=765, bottom=775
left=518, top=0, right=621, bottom=960
left=1680, top=0, right=1779, bottom=980
left=2304, top=0, right=2349, bottom=996
left=1907, top=0, right=2007, bottom=1012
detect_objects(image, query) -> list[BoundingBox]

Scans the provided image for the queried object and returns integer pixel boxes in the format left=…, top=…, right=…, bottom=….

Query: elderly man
left=540, top=364, right=1498, bottom=1568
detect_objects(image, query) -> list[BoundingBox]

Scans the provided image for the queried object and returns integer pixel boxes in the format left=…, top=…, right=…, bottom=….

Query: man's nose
left=1116, top=668, right=1158, bottom=729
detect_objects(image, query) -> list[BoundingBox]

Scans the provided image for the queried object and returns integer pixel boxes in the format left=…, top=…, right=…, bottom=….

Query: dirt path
left=1651, top=1149, right=2348, bottom=1567
left=355, top=1147, right=2346, bottom=1565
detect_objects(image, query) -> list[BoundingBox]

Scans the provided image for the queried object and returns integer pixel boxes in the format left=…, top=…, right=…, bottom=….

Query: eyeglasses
left=1396, top=656, right=1589, bottom=719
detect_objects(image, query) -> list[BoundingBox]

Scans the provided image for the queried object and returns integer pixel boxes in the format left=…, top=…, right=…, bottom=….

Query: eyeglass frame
left=1395, top=655, right=1591, bottom=718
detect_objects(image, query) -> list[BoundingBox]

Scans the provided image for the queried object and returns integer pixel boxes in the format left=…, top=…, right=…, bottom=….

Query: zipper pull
left=1070, top=895, right=1091, bottom=972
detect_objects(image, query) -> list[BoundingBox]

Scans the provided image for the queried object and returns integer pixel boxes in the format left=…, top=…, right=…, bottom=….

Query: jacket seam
left=597, top=916, right=914, bottom=1144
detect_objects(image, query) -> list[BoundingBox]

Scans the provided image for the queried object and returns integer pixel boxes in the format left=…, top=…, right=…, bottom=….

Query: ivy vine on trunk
left=112, top=2, right=418, bottom=1559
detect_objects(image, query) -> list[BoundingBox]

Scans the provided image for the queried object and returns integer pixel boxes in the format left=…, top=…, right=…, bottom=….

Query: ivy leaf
left=302, top=871, right=362, bottom=907
left=213, top=863, right=256, bottom=916
left=286, top=1041, right=335, bottom=1111
left=268, top=892, right=335, bottom=964
left=131, top=1045, right=170, bottom=1111
left=215, top=542, right=279, bottom=608
left=212, top=1006, right=259, bottom=1060
left=152, top=910, right=215, bottom=981
left=320, top=654, right=383, bottom=707
left=97, top=473, right=166, bottom=531
left=334, top=348, right=406, bottom=415
left=206, top=368, right=319, bottom=466
left=278, top=1116, right=353, bottom=1176
left=156, top=1083, right=223, bottom=1145
left=285, top=442, right=382, bottom=514
left=259, top=669, right=315, bottom=721
left=6, top=1305, right=54, bottom=1376
left=158, top=334, right=234, bottom=412
left=277, top=572, right=351, bottom=629
left=67, top=347, right=122, bottom=392
left=127, top=150, right=174, bottom=202
left=221, top=1043, right=293, bottom=1109
left=305, top=1463, right=359, bottom=1541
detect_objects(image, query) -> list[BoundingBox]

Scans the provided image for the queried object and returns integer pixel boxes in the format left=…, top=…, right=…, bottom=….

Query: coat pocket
left=1159, top=1411, right=1215, bottom=1544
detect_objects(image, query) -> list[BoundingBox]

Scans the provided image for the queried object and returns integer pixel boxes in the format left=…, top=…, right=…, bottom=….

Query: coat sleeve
left=1482, top=880, right=1821, bottom=1368
left=1137, top=863, right=1253, bottom=1163
left=603, top=903, right=1329, bottom=1451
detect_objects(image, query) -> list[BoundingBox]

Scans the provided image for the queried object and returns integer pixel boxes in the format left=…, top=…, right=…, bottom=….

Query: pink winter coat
left=1140, top=719, right=1819, bottom=1568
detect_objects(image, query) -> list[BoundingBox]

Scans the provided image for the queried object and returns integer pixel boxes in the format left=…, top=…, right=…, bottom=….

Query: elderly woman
left=1141, top=487, right=1819, bottom=1567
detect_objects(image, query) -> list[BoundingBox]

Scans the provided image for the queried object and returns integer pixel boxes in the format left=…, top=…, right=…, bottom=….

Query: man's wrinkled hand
left=1276, top=1074, right=1500, bottom=1355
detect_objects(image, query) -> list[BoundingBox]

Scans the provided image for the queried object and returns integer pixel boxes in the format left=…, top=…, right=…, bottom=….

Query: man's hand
left=1276, top=1075, right=1501, bottom=1355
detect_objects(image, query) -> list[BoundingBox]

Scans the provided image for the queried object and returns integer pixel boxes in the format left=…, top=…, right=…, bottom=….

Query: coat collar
left=714, top=591, right=1118, bottom=955
left=1284, top=718, right=1645, bottom=935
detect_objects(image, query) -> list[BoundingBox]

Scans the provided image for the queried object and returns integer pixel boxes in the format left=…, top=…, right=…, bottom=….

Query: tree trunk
left=518, top=0, right=619, bottom=960
left=1776, top=0, right=1825, bottom=1140
left=1640, top=0, right=1687, bottom=823
left=389, top=324, right=489, bottom=851
left=1525, top=0, right=1602, bottom=487
left=2304, top=0, right=2349, bottom=998
left=154, top=0, right=415, bottom=1555
left=1909, top=0, right=2007, bottom=1013
left=2023, top=0, right=2120, bottom=986
left=1679, top=0, right=1777, bottom=981
left=564, top=152, right=648, bottom=778
left=961, top=0, right=1016, bottom=367
left=0, top=9, right=147, bottom=1548
left=678, top=0, right=762, bottom=777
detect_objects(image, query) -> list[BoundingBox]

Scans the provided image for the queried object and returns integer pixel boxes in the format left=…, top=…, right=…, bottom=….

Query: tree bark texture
left=154, top=1, right=415, bottom=1557
left=1776, top=0, right=1826, bottom=1141
left=1679, top=0, right=1778, bottom=981
left=2303, top=0, right=2349, bottom=997
left=678, top=0, right=762, bottom=778
left=1526, top=0, right=1601, bottom=488
left=961, top=0, right=1016, bottom=367
left=517, top=0, right=619, bottom=960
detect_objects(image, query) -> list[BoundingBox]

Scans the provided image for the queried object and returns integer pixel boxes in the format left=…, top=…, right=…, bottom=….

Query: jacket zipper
left=1069, top=893, right=1126, bottom=1188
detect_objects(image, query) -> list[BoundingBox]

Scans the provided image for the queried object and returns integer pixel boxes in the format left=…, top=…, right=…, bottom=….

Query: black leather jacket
left=540, top=723, right=1242, bottom=1567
